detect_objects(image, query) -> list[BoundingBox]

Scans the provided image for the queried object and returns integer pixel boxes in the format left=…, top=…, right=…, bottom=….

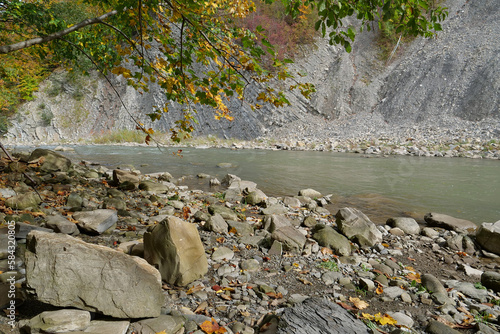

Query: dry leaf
left=337, top=302, right=357, bottom=311
left=228, top=227, right=238, bottom=234
left=219, top=293, right=232, bottom=301
left=349, top=297, right=369, bottom=310
left=156, top=331, right=167, bottom=334
left=362, top=313, right=375, bottom=321
left=377, top=313, right=397, bottom=326
left=297, top=277, right=312, bottom=285
left=406, top=272, right=421, bottom=283
left=187, top=285, right=204, bottom=295
left=194, top=301, right=208, bottom=314
left=375, top=285, right=384, bottom=295
left=200, top=318, right=227, bottom=334
left=321, top=247, right=333, bottom=255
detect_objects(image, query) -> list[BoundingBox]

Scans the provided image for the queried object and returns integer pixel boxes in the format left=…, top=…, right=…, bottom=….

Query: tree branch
left=0, top=10, right=118, bottom=54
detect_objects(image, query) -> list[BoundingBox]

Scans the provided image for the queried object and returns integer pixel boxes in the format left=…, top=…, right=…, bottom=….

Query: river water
left=54, top=145, right=499, bottom=225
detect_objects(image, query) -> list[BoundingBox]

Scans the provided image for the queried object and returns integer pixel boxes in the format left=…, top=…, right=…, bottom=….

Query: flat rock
left=25, top=231, right=163, bottom=318
left=45, top=214, right=79, bottom=235
left=79, top=320, right=130, bottom=334
left=424, top=212, right=477, bottom=234
left=144, top=216, right=208, bottom=286
left=29, top=149, right=72, bottom=172
left=129, top=315, right=185, bottom=334
left=73, top=209, right=118, bottom=235
left=227, top=220, right=254, bottom=236
left=212, top=246, right=234, bottom=262
left=426, top=319, right=461, bottom=334
left=204, top=213, right=228, bottom=234
left=276, top=297, right=370, bottom=333
left=271, top=226, right=306, bottom=253
left=16, top=221, right=54, bottom=239
left=209, top=205, right=239, bottom=221
left=20, top=309, right=91, bottom=334
left=263, top=215, right=292, bottom=233
left=312, top=226, right=351, bottom=256
left=386, top=217, right=420, bottom=235
left=298, top=188, right=322, bottom=199
left=5, top=192, right=41, bottom=210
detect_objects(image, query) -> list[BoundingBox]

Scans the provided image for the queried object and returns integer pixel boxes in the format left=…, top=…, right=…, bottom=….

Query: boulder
left=263, top=215, right=292, bottom=233
left=113, top=169, right=140, bottom=187
left=475, top=221, right=500, bottom=255
left=261, top=204, right=288, bottom=215
left=298, top=188, right=322, bottom=199
left=78, top=320, right=130, bottom=334
left=5, top=192, right=41, bottom=210
left=25, top=231, right=163, bottom=318
left=45, top=214, right=79, bottom=235
left=66, top=192, right=83, bottom=208
left=271, top=226, right=306, bottom=253
left=227, top=220, right=254, bottom=236
left=481, top=271, right=500, bottom=293
left=16, top=221, right=54, bottom=239
left=245, top=189, right=267, bottom=206
left=335, top=208, right=382, bottom=247
left=19, top=309, right=91, bottom=334
left=144, top=216, right=208, bottom=286
left=386, top=217, right=420, bottom=235
left=29, top=149, right=72, bottom=172
left=139, top=180, right=174, bottom=194
left=208, top=205, right=239, bottom=221
left=73, top=209, right=118, bottom=235
left=312, top=226, right=351, bottom=256
left=424, top=213, right=477, bottom=234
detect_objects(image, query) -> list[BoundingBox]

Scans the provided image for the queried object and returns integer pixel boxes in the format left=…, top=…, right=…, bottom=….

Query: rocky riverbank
left=1, top=148, right=500, bottom=334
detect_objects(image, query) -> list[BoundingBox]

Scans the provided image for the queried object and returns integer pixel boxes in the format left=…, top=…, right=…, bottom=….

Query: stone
left=102, top=198, right=126, bottom=211
left=113, top=169, right=140, bottom=187
left=424, top=213, right=477, bottom=234
left=227, top=220, right=254, bottom=236
left=73, top=209, right=118, bottom=235
left=245, top=189, right=267, bottom=206
left=212, top=246, right=234, bottom=262
left=129, top=315, right=185, bottom=334
left=271, top=226, right=306, bottom=253
left=444, top=280, right=489, bottom=302
left=139, top=180, right=173, bottom=194
left=20, top=309, right=91, bottom=333
left=359, top=278, right=375, bottom=291
left=263, top=215, right=292, bottom=233
left=421, top=274, right=447, bottom=295
left=208, top=205, right=239, bottom=221
left=45, top=214, right=79, bottom=235
left=204, top=213, right=228, bottom=234
left=481, top=271, right=500, bottom=293
left=5, top=192, right=41, bottom=210
left=422, top=227, right=440, bottom=238
left=386, top=217, right=420, bottom=234
left=386, top=312, right=414, bottom=328
left=283, top=197, right=301, bottom=208
left=335, top=207, right=382, bottom=247
left=25, top=231, right=163, bottom=318
left=302, top=216, right=317, bottom=228
left=29, top=149, right=72, bottom=172
left=241, top=259, right=260, bottom=272
left=298, top=188, right=322, bottom=199
left=144, top=216, right=208, bottom=286
left=475, top=221, right=500, bottom=255
left=461, top=264, right=483, bottom=277
left=79, top=320, right=130, bottom=334
left=277, top=298, right=370, bottom=333
left=261, top=204, right=288, bottom=215
left=15, top=221, right=54, bottom=239
left=383, top=286, right=405, bottom=299
left=66, top=192, right=83, bottom=208
left=312, top=226, right=351, bottom=256
left=426, top=319, right=461, bottom=334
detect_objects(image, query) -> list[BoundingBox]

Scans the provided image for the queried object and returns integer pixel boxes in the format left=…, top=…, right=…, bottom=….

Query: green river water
left=55, top=145, right=499, bottom=226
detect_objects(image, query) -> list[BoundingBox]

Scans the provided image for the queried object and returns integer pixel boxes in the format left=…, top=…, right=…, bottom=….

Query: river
left=45, top=145, right=500, bottom=226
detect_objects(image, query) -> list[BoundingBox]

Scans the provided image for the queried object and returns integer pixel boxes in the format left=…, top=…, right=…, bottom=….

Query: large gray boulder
left=312, top=226, right=351, bottom=256
left=386, top=217, right=420, bottom=235
left=25, top=231, right=163, bottom=318
left=424, top=213, right=477, bottom=234
left=28, top=148, right=72, bottom=172
left=144, top=216, right=208, bottom=286
left=475, top=221, right=500, bottom=255
left=335, top=208, right=382, bottom=247
left=73, top=209, right=118, bottom=234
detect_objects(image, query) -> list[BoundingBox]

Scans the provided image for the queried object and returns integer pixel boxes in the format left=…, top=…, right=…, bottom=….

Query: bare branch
left=0, top=10, right=117, bottom=54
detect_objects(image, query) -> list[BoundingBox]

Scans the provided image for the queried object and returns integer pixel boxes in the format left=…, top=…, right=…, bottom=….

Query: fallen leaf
left=377, top=313, right=397, bottom=326
left=200, top=318, right=227, bottom=334
left=215, top=236, right=225, bottom=243
left=219, top=293, right=232, bottom=301
left=349, top=297, right=369, bottom=310
left=337, top=302, right=357, bottom=311
left=406, top=272, right=421, bottom=283
left=375, top=285, right=384, bottom=295
left=194, top=301, right=208, bottom=314
left=228, top=227, right=237, bottom=234
left=297, top=277, right=312, bottom=285
left=187, top=285, right=203, bottom=295
left=362, top=313, right=375, bottom=321
left=266, top=292, right=283, bottom=299
left=211, top=285, right=222, bottom=291
left=321, top=247, right=333, bottom=255
left=182, top=206, right=191, bottom=219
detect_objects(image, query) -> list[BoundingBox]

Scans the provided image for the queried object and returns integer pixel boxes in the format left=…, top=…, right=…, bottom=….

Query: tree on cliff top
left=0, top=0, right=446, bottom=142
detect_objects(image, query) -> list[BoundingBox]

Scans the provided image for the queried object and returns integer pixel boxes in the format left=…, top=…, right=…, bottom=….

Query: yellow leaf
left=349, top=297, right=369, bottom=310
left=156, top=331, right=167, bottom=334
left=362, top=313, right=375, bottom=321
left=378, top=314, right=397, bottom=326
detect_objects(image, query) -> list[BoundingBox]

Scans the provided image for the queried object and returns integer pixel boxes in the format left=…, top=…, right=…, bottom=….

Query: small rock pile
left=0, top=148, right=499, bottom=334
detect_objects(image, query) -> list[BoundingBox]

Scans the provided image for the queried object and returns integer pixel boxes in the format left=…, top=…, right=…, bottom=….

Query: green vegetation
left=318, top=260, right=339, bottom=272
left=1, top=0, right=446, bottom=141
left=474, top=282, right=487, bottom=290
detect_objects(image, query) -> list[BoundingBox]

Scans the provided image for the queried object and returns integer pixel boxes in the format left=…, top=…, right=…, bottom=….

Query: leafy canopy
left=0, top=0, right=447, bottom=142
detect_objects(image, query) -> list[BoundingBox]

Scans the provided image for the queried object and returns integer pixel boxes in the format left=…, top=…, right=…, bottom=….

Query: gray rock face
left=475, top=221, right=500, bottom=255
left=73, top=209, right=118, bottom=234
left=424, top=213, right=477, bottom=234
left=25, top=231, right=163, bottom=318
left=335, top=208, right=382, bottom=247
left=276, top=297, right=370, bottom=334
left=312, top=226, right=351, bottom=256
left=386, top=217, right=420, bottom=235
left=144, top=216, right=208, bottom=286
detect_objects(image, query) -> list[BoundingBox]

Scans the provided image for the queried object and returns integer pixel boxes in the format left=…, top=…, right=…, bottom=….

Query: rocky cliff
left=4, top=0, right=499, bottom=144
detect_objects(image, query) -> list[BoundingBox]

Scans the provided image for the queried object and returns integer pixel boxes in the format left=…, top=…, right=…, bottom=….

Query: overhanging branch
left=0, top=10, right=118, bottom=54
